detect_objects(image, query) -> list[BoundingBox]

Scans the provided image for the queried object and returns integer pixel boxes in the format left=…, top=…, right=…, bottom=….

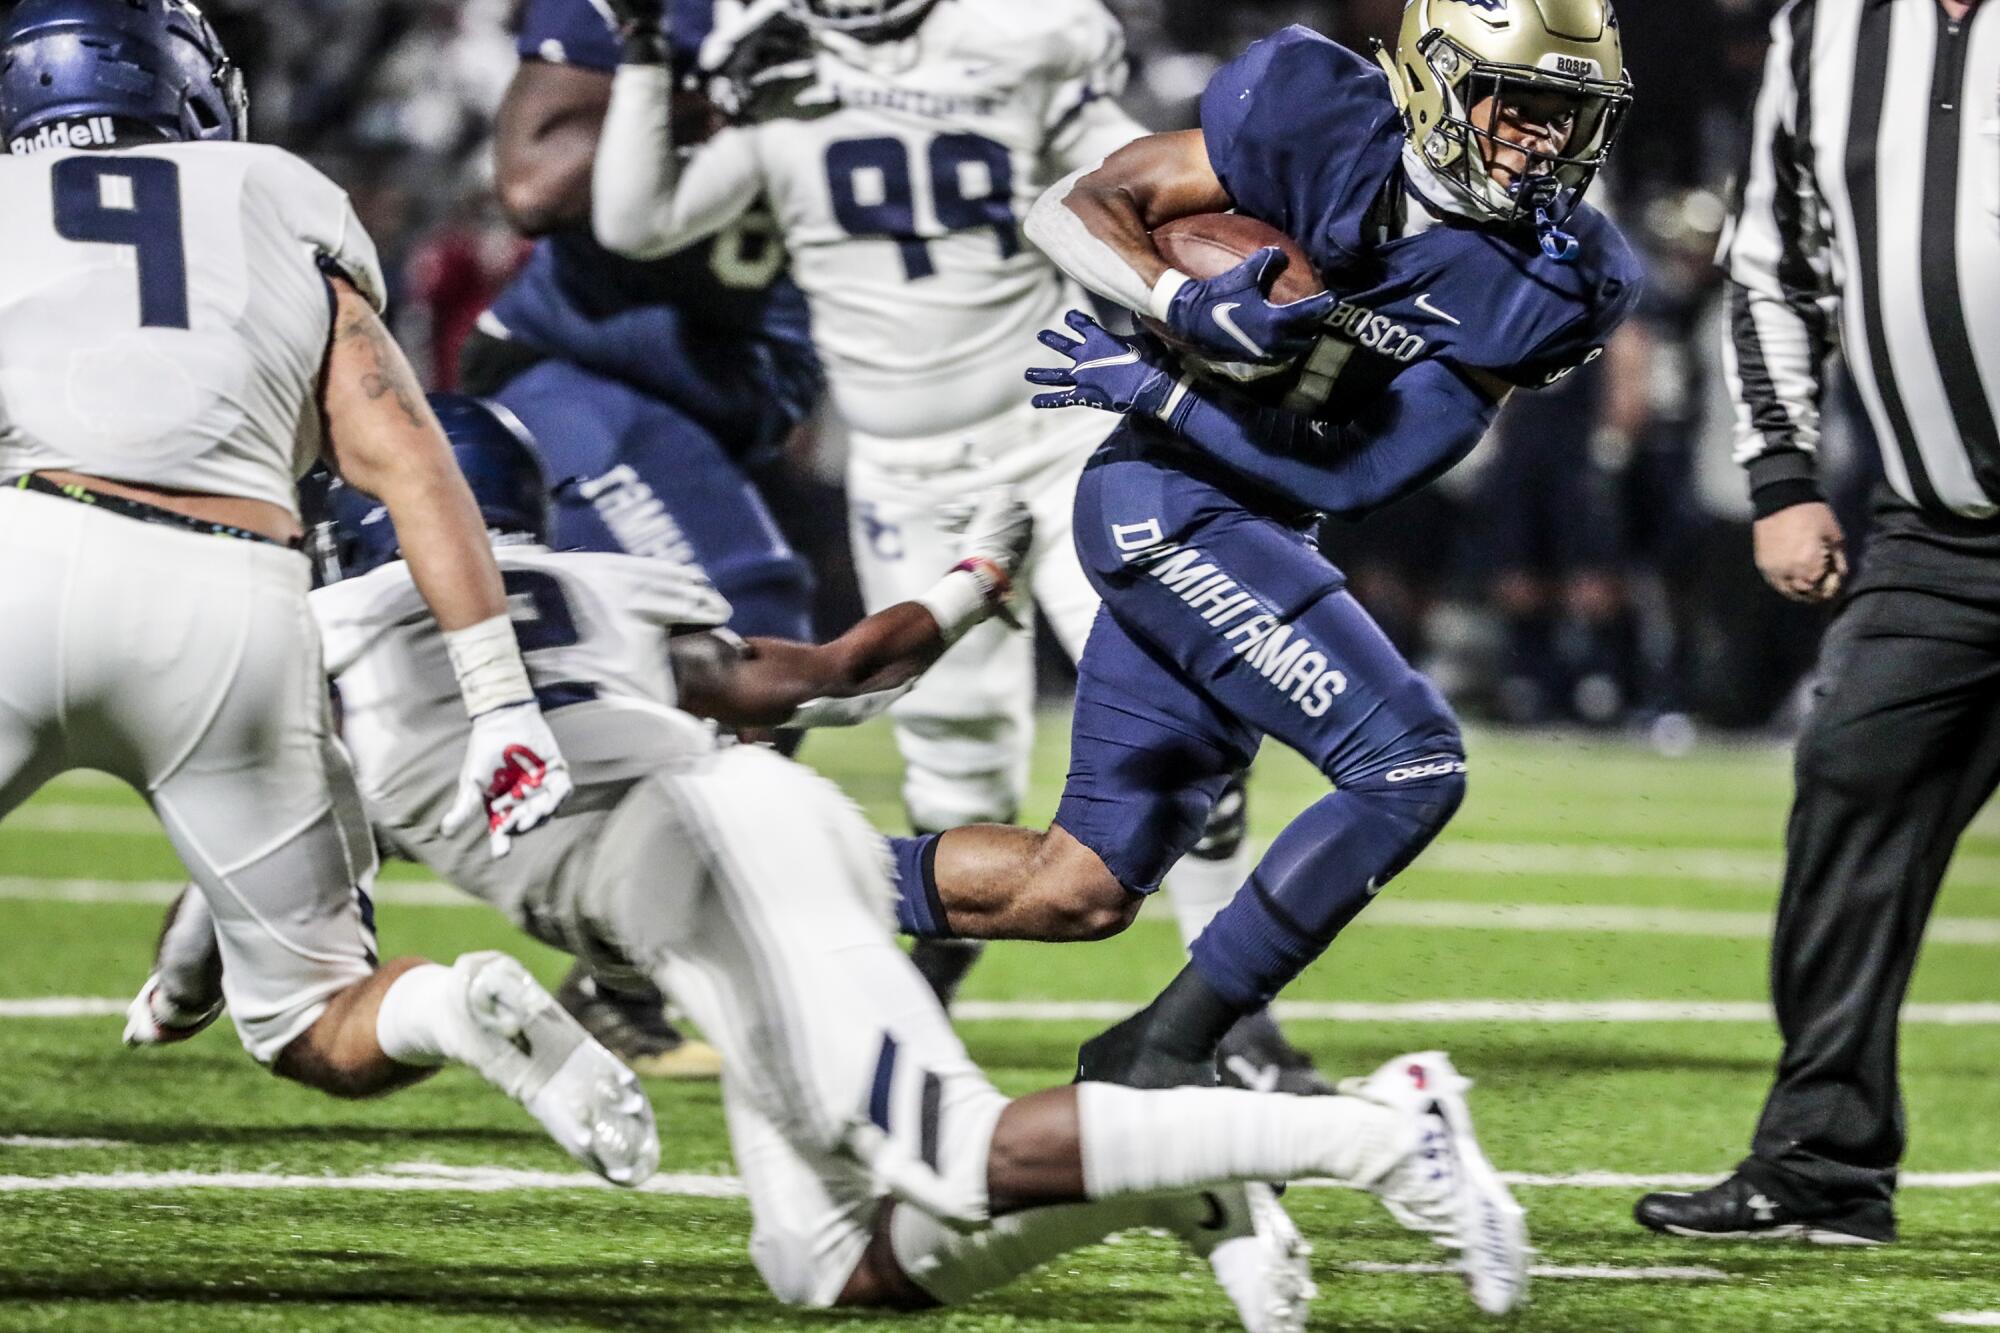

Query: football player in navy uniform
left=884, top=0, right=1644, bottom=1089
left=459, top=0, right=825, bottom=1074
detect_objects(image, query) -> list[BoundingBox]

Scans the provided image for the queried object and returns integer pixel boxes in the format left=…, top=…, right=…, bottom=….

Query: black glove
left=604, top=0, right=672, bottom=65
left=708, top=4, right=835, bottom=124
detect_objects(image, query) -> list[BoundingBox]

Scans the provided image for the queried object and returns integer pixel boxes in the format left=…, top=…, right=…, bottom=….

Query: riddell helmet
left=1376, top=0, right=1631, bottom=233
left=308, top=395, right=551, bottom=585
left=791, top=0, right=939, bottom=42
left=0, top=0, right=247, bottom=152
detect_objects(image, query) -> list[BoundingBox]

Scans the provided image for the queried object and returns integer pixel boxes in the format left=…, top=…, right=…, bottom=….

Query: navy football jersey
left=1200, top=26, right=1642, bottom=417
left=489, top=0, right=820, bottom=438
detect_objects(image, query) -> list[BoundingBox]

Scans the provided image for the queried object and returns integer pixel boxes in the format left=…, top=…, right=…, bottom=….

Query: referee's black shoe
left=1634, top=1173, right=1894, bottom=1245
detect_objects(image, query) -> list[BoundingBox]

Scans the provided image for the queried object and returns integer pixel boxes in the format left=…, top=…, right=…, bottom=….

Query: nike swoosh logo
left=1075, top=350, right=1142, bottom=373
left=1414, top=293, right=1462, bottom=326
left=1211, top=303, right=1268, bottom=359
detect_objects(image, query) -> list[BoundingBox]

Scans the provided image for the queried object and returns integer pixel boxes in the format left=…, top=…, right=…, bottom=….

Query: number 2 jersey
left=603, top=0, right=1144, bottom=440
left=313, top=545, right=730, bottom=924
left=0, top=141, right=385, bottom=515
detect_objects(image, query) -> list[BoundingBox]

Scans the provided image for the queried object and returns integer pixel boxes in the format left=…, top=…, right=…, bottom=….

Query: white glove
left=441, top=702, right=576, bottom=858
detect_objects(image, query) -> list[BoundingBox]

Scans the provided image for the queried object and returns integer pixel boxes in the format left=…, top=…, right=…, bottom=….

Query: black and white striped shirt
left=1723, top=0, right=2000, bottom=520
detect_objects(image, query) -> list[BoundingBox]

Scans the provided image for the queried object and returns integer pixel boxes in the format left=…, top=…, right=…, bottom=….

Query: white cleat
left=1339, top=1051, right=1529, bottom=1317
left=453, top=952, right=661, bottom=1187
left=122, top=973, right=224, bottom=1048
left=1172, top=1182, right=1317, bottom=1333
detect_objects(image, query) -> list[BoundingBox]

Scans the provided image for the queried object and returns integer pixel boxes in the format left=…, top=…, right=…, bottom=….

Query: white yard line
left=11, top=798, right=1999, bottom=889
left=14, top=996, right=2000, bottom=1025
left=1939, top=1317, right=2000, bottom=1327
left=0, top=1135, right=128, bottom=1149
left=0, top=877, right=475, bottom=909
left=1343, top=1261, right=1731, bottom=1282
left=0, top=1162, right=1995, bottom=1194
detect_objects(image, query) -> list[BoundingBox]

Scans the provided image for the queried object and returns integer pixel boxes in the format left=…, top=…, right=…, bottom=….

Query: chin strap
left=1521, top=177, right=1580, bottom=264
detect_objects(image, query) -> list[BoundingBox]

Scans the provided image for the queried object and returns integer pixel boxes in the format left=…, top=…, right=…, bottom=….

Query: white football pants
left=0, top=487, right=376, bottom=1063
left=846, top=401, right=1109, bottom=830
left=581, top=743, right=1011, bottom=1306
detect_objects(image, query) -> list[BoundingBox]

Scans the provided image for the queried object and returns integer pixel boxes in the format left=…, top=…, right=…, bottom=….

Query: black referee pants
left=1741, top=498, right=2000, bottom=1214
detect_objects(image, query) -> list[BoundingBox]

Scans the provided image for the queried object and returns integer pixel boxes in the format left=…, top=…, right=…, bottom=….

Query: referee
left=1636, top=0, right=1996, bottom=1244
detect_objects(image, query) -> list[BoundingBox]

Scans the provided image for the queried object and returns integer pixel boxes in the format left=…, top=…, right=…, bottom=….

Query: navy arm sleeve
left=1163, top=361, right=1500, bottom=517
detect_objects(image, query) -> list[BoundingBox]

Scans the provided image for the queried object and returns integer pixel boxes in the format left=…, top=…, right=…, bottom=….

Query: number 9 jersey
left=0, top=141, right=385, bottom=515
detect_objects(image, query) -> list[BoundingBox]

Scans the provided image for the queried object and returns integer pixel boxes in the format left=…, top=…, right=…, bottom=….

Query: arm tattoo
left=335, top=303, right=429, bottom=431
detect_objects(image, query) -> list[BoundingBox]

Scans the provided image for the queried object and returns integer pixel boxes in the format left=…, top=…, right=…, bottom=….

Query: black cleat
left=1075, top=1010, right=1221, bottom=1089
left=1634, top=1173, right=1894, bottom=1245
left=555, top=962, right=721, bottom=1080
left=909, top=938, right=986, bottom=1011
left=1217, top=1009, right=1334, bottom=1095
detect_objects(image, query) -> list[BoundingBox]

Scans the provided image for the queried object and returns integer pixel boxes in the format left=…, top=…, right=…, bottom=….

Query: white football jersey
left=707, top=0, right=1140, bottom=439
left=0, top=141, right=384, bottom=514
left=314, top=545, right=731, bottom=829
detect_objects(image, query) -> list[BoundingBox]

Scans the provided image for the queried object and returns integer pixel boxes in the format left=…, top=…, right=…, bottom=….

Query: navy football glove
left=1157, top=247, right=1336, bottom=365
left=1026, top=310, right=1183, bottom=419
left=707, top=0, right=834, bottom=124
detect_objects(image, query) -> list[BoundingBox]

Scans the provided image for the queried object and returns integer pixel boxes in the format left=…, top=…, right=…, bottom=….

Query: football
left=1143, top=213, right=1327, bottom=404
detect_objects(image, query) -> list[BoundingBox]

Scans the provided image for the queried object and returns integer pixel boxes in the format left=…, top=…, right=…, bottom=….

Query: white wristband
left=1147, top=268, right=1193, bottom=324
left=916, top=568, right=994, bottom=646
left=443, top=614, right=535, bottom=719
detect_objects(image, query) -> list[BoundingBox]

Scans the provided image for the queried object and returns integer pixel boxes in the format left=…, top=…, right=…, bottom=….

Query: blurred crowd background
left=204, top=0, right=1878, bottom=743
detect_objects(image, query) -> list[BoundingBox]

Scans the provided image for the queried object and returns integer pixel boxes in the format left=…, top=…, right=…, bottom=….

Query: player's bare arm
left=322, top=277, right=508, bottom=633
left=493, top=59, right=612, bottom=235
left=322, top=277, right=575, bottom=855
left=677, top=490, right=1036, bottom=729
left=672, top=604, right=943, bottom=730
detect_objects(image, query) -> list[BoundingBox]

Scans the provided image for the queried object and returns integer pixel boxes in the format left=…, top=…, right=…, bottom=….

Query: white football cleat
left=1338, top=1051, right=1529, bottom=1316
left=122, top=973, right=224, bottom=1048
left=452, top=952, right=661, bottom=1187
left=1174, top=1182, right=1317, bottom=1333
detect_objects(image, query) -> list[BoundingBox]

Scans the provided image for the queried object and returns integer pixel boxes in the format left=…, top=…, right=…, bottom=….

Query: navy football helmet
left=0, top=0, right=247, bottom=151
left=309, top=395, right=552, bottom=585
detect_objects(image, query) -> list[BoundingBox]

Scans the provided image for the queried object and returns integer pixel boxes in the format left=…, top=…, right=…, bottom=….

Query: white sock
left=372, top=962, right=466, bottom=1068
left=1161, top=843, right=1251, bottom=950
left=889, top=1196, right=1164, bottom=1306
left=1076, top=1082, right=1409, bottom=1197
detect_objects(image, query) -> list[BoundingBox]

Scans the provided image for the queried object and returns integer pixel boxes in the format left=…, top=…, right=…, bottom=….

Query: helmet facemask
left=1409, top=29, right=1629, bottom=236
left=792, top=0, right=938, bottom=43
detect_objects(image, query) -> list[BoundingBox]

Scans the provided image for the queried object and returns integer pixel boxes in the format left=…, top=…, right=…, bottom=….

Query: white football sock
left=372, top=962, right=466, bottom=1068
left=1077, top=1082, right=1410, bottom=1197
left=1161, top=843, right=1252, bottom=950
left=889, top=1196, right=1164, bottom=1306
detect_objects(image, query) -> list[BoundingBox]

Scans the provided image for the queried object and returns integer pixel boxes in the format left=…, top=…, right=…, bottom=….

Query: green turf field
left=3, top=718, right=1999, bottom=1332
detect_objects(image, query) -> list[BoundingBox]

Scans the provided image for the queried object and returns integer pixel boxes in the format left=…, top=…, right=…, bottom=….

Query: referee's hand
left=1754, top=502, right=1848, bottom=603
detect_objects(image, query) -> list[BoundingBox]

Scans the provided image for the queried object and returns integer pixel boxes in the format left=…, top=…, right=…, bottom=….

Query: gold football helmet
left=1375, top=0, right=1632, bottom=233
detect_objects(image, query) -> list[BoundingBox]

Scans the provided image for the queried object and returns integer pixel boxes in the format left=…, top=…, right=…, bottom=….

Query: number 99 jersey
left=732, top=0, right=1137, bottom=438
left=0, top=141, right=385, bottom=515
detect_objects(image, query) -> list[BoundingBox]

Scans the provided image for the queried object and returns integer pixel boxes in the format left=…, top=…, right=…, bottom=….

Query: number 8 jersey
left=0, top=142, right=385, bottom=514
left=638, top=0, right=1140, bottom=440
